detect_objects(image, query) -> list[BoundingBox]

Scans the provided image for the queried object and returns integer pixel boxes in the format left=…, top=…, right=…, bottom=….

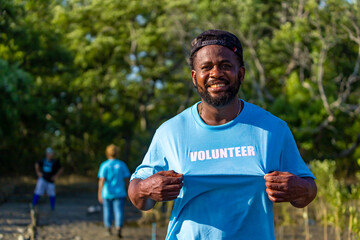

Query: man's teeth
left=210, top=83, right=225, bottom=88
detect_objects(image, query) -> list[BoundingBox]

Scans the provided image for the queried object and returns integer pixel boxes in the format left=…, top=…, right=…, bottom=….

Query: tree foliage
left=0, top=0, right=359, bottom=176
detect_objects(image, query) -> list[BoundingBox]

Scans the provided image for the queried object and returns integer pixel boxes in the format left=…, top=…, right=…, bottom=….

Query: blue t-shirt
left=131, top=100, right=315, bottom=240
left=98, top=159, right=130, bottom=199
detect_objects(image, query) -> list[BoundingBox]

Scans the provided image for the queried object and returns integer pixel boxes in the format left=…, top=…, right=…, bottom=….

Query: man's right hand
left=139, top=170, right=183, bottom=202
left=128, top=170, right=183, bottom=210
left=98, top=194, right=103, bottom=204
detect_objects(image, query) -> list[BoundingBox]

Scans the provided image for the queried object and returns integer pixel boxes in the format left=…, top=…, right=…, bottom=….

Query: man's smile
left=206, top=80, right=229, bottom=92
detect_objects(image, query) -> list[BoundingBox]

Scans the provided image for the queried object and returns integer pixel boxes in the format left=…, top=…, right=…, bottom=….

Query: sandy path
left=0, top=180, right=341, bottom=240
left=0, top=182, right=167, bottom=240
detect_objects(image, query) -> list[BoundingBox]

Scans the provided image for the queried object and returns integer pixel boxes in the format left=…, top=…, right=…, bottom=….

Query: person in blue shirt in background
left=98, top=144, right=130, bottom=238
left=128, top=30, right=317, bottom=240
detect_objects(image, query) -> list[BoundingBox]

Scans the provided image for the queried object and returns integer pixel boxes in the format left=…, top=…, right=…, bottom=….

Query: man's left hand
left=264, top=171, right=316, bottom=208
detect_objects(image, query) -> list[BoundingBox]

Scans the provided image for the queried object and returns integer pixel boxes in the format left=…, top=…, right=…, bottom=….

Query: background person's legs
left=32, top=177, right=46, bottom=207
left=32, top=194, right=41, bottom=206
left=102, top=199, right=114, bottom=234
left=46, top=182, right=56, bottom=210
left=49, top=196, right=56, bottom=210
left=113, top=198, right=125, bottom=237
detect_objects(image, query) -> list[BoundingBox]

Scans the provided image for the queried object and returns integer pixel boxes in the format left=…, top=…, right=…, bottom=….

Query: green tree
left=0, top=0, right=74, bottom=175
left=0, top=0, right=359, bottom=176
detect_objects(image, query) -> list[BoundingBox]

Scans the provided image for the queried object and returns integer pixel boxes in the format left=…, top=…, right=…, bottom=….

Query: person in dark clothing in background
left=32, top=147, right=63, bottom=211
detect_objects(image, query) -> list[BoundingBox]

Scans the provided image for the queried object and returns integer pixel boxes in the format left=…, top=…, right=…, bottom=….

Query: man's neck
left=198, top=98, right=242, bottom=126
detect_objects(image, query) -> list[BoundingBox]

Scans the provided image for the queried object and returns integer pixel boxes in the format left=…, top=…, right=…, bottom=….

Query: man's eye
left=201, top=66, right=211, bottom=70
left=222, top=64, right=232, bottom=70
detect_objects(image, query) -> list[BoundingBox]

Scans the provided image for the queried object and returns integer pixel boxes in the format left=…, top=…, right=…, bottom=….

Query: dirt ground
left=0, top=180, right=167, bottom=240
left=0, top=178, right=348, bottom=240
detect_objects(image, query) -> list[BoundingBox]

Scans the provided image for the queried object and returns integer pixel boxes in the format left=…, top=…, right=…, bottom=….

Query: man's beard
left=194, top=76, right=241, bottom=107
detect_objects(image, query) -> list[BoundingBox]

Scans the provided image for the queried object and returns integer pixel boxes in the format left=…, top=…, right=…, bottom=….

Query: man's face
left=191, top=45, right=245, bottom=107
left=46, top=153, right=54, bottom=160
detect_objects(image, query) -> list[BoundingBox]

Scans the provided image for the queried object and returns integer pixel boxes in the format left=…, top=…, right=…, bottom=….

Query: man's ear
left=191, top=70, right=197, bottom=88
left=239, top=67, right=245, bottom=84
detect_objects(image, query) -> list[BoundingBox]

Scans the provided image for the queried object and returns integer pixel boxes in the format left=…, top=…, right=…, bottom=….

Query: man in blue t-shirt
left=128, top=30, right=317, bottom=240
left=98, top=144, right=130, bottom=238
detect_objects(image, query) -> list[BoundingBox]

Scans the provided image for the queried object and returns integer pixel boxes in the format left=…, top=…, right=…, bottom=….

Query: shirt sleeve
left=130, top=130, right=169, bottom=181
left=122, top=162, right=131, bottom=178
left=98, top=163, right=106, bottom=179
left=279, top=125, right=316, bottom=179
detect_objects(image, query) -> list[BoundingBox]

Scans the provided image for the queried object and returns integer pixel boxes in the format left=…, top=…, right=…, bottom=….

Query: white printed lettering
left=247, top=146, right=255, bottom=156
left=228, top=147, right=234, bottom=157
left=190, top=152, right=197, bottom=162
left=235, top=147, right=241, bottom=157
left=211, top=149, right=219, bottom=159
left=198, top=151, right=205, bottom=160
left=220, top=148, right=228, bottom=158
left=241, top=146, right=247, bottom=156
left=205, top=150, right=212, bottom=160
left=190, top=146, right=256, bottom=162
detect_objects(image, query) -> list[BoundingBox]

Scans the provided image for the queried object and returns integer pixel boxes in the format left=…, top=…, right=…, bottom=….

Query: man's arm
left=264, top=171, right=317, bottom=208
left=52, top=167, right=63, bottom=181
left=128, top=178, right=157, bottom=210
left=98, top=177, right=105, bottom=204
left=128, top=170, right=183, bottom=211
left=35, top=162, right=42, bottom=178
left=289, top=177, right=317, bottom=208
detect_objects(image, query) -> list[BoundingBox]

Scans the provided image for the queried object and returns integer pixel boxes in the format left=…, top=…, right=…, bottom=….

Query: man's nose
left=209, top=65, right=223, bottom=78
